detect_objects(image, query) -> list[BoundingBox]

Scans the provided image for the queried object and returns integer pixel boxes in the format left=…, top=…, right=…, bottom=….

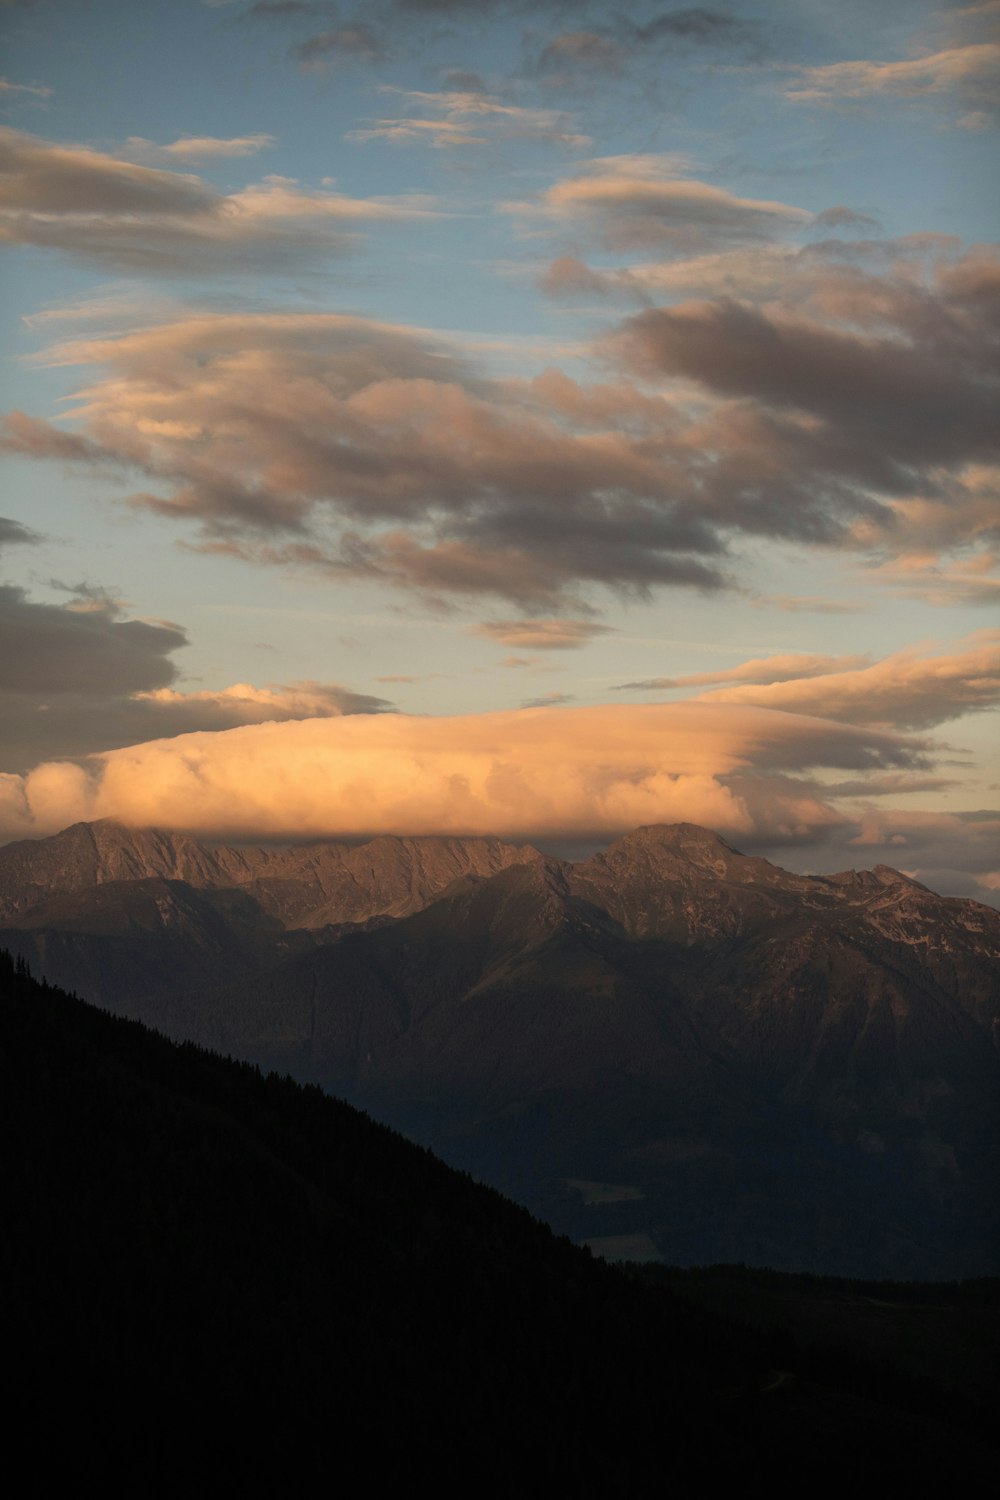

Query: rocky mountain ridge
left=0, top=818, right=542, bottom=928
left=4, top=816, right=996, bottom=941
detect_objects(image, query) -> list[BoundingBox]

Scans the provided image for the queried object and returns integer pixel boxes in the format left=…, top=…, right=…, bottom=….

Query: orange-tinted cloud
left=690, top=632, right=1000, bottom=730
left=348, top=87, right=589, bottom=149
left=0, top=700, right=930, bottom=846
left=473, top=617, right=614, bottom=649
left=782, top=42, right=1000, bottom=127
left=618, top=651, right=870, bottom=691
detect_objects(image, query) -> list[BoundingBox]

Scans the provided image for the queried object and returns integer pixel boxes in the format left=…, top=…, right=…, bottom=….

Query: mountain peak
left=599, top=822, right=743, bottom=869
left=621, top=822, right=739, bottom=851
left=872, top=864, right=924, bottom=889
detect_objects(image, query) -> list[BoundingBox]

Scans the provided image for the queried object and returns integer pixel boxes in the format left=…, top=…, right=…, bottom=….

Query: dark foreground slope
left=3, top=953, right=996, bottom=1495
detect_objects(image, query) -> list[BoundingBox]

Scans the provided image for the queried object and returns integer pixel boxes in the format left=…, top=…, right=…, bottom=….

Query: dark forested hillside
left=3, top=950, right=997, bottom=1493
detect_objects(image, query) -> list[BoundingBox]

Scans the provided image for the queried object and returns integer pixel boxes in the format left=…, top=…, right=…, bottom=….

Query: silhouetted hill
left=2, top=951, right=996, bottom=1492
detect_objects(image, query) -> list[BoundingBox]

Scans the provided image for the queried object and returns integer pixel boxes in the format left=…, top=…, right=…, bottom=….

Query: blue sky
left=1, top=0, right=998, bottom=899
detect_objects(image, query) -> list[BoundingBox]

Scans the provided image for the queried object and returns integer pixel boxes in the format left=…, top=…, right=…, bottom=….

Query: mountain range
left=3, top=817, right=998, bottom=1279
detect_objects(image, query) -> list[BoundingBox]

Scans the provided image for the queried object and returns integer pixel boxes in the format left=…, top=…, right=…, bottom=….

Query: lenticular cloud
left=0, top=700, right=929, bottom=846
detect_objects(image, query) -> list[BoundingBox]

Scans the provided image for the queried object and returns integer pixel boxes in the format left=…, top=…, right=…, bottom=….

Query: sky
left=0, top=0, right=998, bottom=902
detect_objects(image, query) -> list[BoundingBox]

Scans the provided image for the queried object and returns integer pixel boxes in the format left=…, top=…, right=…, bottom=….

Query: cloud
left=1, top=410, right=112, bottom=466
left=0, top=127, right=432, bottom=272
left=508, top=154, right=810, bottom=253
left=128, top=679, right=392, bottom=731
left=688, top=632, right=1000, bottom=730
left=605, top=247, right=1000, bottom=557
left=812, top=205, right=880, bottom=232
left=751, top=594, right=867, bottom=615
left=616, top=651, right=870, bottom=691
left=863, top=546, right=1000, bottom=608
left=539, top=245, right=822, bottom=306
left=0, top=580, right=185, bottom=769
left=539, top=254, right=632, bottom=300
left=348, top=87, right=590, bottom=149
left=745, top=805, right=1000, bottom=907
left=0, top=700, right=934, bottom=847
left=538, top=232, right=975, bottom=308
left=2, top=311, right=730, bottom=609
left=296, top=24, right=388, bottom=68
left=521, top=689, right=575, bottom=707
left=0, top=78, right=52, bottom=100
left=532, top=10, right=763, bottom=87
left=0, top=515, right=41, bottom=548
left=7, top=242, right=996, bottom=610
left=633, top=9, right=757, bottom=47
left=539, top=31, right=623, bottom=76
left=610, top=297, right=998, bottom=472
left=246, top=1, right=332, bottom=16
left=0, top=578, right=391, bottom=770
left=0, top=581, right=186, bottom=700
left=781, top=43, right=1000, bottom=127
left=123, top=134, right=277, bottom=163
left=821, top=773, right=960, bottom=800
left=472, top=617, right=614, bottom=649
left=842, top=808, right=1000, bottom=903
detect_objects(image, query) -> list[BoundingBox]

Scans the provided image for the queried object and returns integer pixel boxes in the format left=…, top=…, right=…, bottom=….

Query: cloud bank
left=0, top=700, right=932, bottom=847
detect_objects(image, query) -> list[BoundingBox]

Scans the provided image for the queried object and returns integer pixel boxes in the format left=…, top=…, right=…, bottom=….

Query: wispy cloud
left=348, top=86, right=590, bottom=149
left=782, top=44, right=1000, bottom=127
left=122, top=133, right=277, bottom=163
left=677, top=632, right=1000, bottom=731
left=617, top=652, right=871, bottom=692
left=472, top=618, right=615, bottom=650
left=530, top=8, right=765, bottom=87
left=296, top=23, right=388, bottom=68
left=0, top=515, right=41, bottom=548
left=0, top=78, right=52, bottom=100
left=752, top=594, right=868, bottom=615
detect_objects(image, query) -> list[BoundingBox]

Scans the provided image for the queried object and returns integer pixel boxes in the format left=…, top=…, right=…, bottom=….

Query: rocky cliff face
left=0, top=819, right=541, bottom=928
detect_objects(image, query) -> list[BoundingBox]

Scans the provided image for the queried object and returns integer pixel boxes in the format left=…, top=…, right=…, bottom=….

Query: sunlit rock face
left=3, top=818, right=998, bottom=1280
left=0, top=817, right=541, bottom=928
